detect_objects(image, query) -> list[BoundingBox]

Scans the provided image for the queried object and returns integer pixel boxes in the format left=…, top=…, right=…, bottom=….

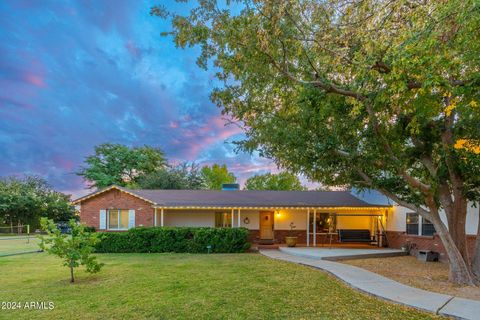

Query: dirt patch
left=341, top=255, right=480, bottom=301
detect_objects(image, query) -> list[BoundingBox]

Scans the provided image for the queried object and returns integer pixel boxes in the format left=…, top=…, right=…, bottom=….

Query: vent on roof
left=222, top=183, right=240, bottom=191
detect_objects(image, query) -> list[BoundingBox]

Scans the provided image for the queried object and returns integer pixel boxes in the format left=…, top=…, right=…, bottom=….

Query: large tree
left=156, top=0, right=480, bottom=284
left=77, top=144, right=167, bottom=188
left=201, top=164, right=236, bottom=190
left=0, top=176, right=75, bottom=229
left=135, top=162, right=206, bottom=190
left=245, top=172, right=306, bottom=191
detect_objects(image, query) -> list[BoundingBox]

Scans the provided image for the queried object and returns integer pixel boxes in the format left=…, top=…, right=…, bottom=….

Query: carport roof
left=72, top=185, right=391, bottom=209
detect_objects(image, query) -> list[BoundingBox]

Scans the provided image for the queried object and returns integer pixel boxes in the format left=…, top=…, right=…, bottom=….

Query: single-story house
left=72, top=185, right=479, bottom=259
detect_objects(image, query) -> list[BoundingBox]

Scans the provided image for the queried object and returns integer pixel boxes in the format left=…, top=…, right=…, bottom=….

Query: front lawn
left=0, top=253, right=440, bottom=319
left=342, top=256, right=480, bottom=301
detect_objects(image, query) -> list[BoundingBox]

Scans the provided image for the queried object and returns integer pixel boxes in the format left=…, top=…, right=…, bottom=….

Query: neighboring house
left=72, top=185, right=479, bottom=260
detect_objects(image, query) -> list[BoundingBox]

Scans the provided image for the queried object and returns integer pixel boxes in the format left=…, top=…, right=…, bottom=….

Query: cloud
left=0, top=0, right=292, bottom=198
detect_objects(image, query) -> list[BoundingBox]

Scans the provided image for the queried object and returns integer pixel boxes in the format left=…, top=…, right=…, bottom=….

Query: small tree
left=39, top=218, right=104, bottom=283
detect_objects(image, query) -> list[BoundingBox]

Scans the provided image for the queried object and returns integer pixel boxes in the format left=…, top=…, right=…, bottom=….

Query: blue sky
left=0, top=0, right=278, bottom=197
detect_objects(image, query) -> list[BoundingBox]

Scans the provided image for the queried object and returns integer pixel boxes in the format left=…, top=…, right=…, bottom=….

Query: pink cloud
left=52, top=155, right=75, bottom=171
left=23, top=73, right=46, bottom=87
left=125, top=40, right=141, bottom=58
left=171, top=115, right=244, bottom=159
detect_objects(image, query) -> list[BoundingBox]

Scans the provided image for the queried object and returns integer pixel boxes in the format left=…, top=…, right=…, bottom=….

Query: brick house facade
left=74, top=186, right=478, bottom=254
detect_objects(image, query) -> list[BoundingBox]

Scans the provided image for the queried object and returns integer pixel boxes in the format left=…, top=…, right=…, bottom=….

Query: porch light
left=276, top=211, right=281, bottom=217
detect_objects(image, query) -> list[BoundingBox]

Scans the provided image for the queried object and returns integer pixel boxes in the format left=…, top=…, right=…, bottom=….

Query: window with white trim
left=406, top=212, right=435, bottom=236
left=108, top=209, right=129, bottom=230
left=421, top=218, right=435, bottom=236
left=406, top=212, right=419, bottom=235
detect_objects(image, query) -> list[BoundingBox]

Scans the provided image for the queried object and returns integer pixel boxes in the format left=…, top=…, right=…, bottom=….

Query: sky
left=0, top=0, right=281, bottom=198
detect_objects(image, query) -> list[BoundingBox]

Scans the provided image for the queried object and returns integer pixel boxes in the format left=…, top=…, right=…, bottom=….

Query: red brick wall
left=79, top=189, right=154, bottom=230
left=386, top=231, right=477, bottom=262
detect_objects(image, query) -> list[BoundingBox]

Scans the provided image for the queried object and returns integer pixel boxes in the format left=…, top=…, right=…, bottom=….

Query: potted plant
left=285, top=222, right=297, bottom=247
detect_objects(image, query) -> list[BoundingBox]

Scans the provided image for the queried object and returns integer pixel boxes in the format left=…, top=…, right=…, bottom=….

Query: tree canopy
left=135, top=162, right=205, bottom=190
left=0, top=176, right=75, bottom=228
left=245, top=172, right=305, bottom=191
left=156, top=0, right=480, bottom=284
left=201, top=164, right=237, bottom=190
left=77, top=144, right=167, bottom=188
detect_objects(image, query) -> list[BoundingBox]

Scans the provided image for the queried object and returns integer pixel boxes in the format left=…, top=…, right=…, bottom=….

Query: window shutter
left=99, top=210, right=106, bottom=230
left=128, top=210, right=135, bottom=229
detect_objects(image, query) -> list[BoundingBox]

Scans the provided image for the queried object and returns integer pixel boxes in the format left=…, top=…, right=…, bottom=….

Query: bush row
left=95, top=227, right=251, bottom=253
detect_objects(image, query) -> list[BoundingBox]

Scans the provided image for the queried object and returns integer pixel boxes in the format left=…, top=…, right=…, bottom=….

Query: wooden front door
left=259, top=211, right=274, bottom=240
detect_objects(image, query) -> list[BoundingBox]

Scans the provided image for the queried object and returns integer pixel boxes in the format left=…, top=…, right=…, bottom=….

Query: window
left=309, top=213, right=336, bottom=232
left=422, top=218, right=436, bottom=236
left=406, top=212, right=419, bottom=235
left=215, top=212, right=232, bottom=228
left=108, top=209, right=129, bottom=230
left=406, top=212, right=436, bottom=236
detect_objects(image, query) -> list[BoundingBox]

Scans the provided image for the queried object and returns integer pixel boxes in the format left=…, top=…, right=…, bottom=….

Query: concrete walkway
left=279, top=247, right=406, bottom=260
left=260, top=249, right=480, bottom=320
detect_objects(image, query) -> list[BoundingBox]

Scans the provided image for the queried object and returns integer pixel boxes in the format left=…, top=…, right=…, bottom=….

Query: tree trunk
left=70, top=262, right=74, bottom=283
left=472, top=206, right=480, bottom=280
left=430, top=212, right=475, bottom=285
left=447, top=197, right=469, bottom=264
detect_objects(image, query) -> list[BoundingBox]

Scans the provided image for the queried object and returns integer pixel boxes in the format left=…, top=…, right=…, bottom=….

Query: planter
left=285, top=236, right=298, bottom=247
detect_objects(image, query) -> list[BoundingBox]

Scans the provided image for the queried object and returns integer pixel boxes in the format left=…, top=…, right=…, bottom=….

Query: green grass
left=0, top=237, right=40, bottom=256
left=0, top=253, right=440, bottom=320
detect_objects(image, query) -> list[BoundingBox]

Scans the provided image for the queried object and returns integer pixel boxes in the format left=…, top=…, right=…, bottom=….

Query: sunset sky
left=0, top=1, right=279, bottom=197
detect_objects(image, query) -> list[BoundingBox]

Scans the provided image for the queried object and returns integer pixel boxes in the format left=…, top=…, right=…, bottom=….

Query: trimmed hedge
left=95, top=227, right=251, bottom=253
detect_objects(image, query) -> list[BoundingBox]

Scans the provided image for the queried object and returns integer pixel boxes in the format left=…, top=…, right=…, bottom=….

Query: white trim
left=418, top=215, right=423, bottom=236
left=154, top=208, right=157, bottom=227
left=128, top=210, right=135, bottom=229
left=99, top=210, right=106, bottom=230
left=313, top=209, right=317, bottom=247
left=161, top=208, right=164, bottom=227
left=238, top=209, right=241, bottom=228
left=306, top=209, right=310, bottom=247
left=71, top=185, right=156, bottom=205
left=152, top=206, right=390, bottom=210
left=231, top=208, right=234, bottom=228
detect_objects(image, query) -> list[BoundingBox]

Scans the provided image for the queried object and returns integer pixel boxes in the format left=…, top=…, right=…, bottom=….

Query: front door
left=259, top=211, right=274, bottom=240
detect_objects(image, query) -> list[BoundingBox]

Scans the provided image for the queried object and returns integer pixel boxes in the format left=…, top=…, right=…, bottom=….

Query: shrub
left=95, top=227, right=250, bottom=253
left=84, top=226, right=96, bottom=233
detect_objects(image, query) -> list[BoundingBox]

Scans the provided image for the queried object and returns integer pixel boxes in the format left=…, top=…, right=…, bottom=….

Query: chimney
left=221, top=183, right=240, bottom=191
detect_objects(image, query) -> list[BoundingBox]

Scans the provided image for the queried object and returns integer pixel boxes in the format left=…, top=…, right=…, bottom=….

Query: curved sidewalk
left=260, top=249, right=480, bottom=320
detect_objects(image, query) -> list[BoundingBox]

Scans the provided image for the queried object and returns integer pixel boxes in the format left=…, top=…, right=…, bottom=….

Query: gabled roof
left=72, top=185, right=390, bottom=209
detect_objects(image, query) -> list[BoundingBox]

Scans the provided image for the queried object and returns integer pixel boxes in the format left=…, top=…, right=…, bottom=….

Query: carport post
left=161, top=208, right=164, bottom=227
left=306, top=209, right=310, bottom=247
left=313, top=209, right=317, bottom=247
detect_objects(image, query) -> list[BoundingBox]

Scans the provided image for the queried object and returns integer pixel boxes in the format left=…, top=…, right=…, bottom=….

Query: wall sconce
left=276, top=211, right=281, bottom=217
left=243, top=217, right=250, bottom=225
